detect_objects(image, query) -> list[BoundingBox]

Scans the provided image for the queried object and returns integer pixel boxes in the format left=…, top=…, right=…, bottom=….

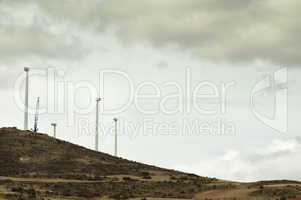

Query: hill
left=0, top=127, right=179, bottom=179
left=0, top=127, right=215, bottom=199
left=0, top=127, right=301, bottom=200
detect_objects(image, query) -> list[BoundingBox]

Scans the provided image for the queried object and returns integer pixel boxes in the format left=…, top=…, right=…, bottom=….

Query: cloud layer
left=176, top=137, right=301, bottom=182
left=0, top=0, right=85, bottom=62
left=97, top=0, right=300, bottom=65
left=1, top=0, right=300, bottom=65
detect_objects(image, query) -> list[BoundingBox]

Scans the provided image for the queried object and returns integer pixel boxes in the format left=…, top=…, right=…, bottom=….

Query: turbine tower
left=33, top=97, right=40, bottom=133
left=95, top=98, right=101, bottom=151
left=51, top=123, right=57, bottom=138
left=24, top=67, right=29, bottom=130
left=113, top=118, right=118, bottom=157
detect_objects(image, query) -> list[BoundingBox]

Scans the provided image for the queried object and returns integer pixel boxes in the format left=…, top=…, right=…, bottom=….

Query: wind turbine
left=113, top=118, right=118, bottom=157
left=95, top=98, right=101, bottom=151
left=24, top=67, right=29, bottom=130
left=51, top=123, right=57, bottom=138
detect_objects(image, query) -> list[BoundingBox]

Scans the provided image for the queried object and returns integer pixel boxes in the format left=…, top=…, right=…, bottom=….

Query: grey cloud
left=0, top=1, right=87, bottom=62
left=248, top=149, right=293, bottom=163
left=5, top=0, right=300, bottom=65
left=176, top=137, right=301, bottom=181
left=296, top=137, right=301, bottom=144
left=155, top=61, right=169, bottom=69
left=96, top=0, right=301, bottom=65
left=0, top=25, right=84, bottom=61
left=247, top=137, right=301, bottom=163
left=31, top=0, right=102, bottom=26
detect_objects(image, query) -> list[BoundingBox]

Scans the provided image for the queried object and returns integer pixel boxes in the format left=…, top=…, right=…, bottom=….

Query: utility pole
left=51, top=123, right=57, bottom=138
left=95, top=98, right=101, bottom=151
left=113, top=118, right=118, bottom=157
left=24, top=67, right=29, bottom=130
left=33, top=97, right=40, bottom=134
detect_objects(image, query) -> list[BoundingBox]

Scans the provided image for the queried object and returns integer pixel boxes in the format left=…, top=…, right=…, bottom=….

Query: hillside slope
left=0, top=127, right=214, bottom=199
left=0, top=127, right=178, bottom=179
left=1, top=127, right=301, bottom=200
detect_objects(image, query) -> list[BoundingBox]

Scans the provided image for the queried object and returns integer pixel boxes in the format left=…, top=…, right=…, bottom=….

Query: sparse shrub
left=123, top=177, right=134, bottom=182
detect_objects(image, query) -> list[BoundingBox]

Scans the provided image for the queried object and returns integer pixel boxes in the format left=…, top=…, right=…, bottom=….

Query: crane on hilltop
left=33, top=97, right=40, bottom=134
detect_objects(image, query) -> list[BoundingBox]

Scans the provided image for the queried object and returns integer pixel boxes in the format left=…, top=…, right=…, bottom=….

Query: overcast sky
left=0, top=0, right=301, bottom=182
